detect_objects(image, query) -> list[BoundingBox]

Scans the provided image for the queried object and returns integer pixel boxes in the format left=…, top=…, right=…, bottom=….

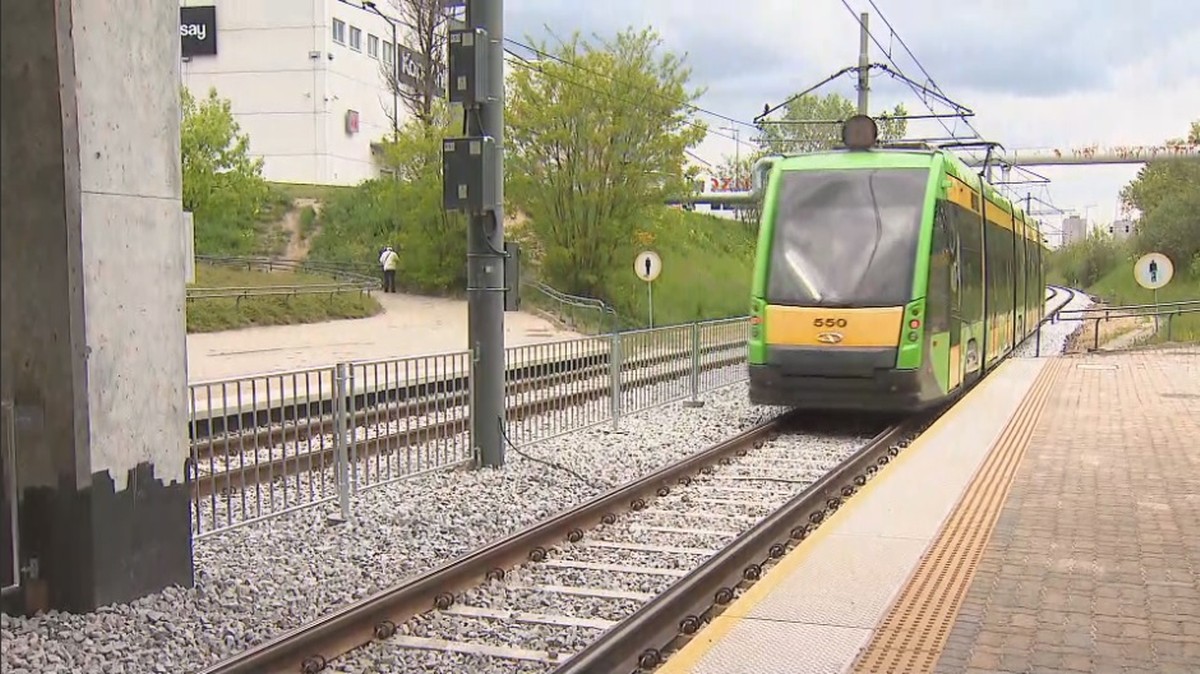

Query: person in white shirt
left=379, top=245, right=399, bottom=293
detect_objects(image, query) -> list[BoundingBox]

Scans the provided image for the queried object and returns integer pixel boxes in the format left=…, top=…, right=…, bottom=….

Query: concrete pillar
left=0, top=0, right=193, bottom=615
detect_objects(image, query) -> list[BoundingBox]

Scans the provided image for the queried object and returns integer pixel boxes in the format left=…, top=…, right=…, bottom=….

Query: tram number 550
left=812, top=317, right=849, bottom=328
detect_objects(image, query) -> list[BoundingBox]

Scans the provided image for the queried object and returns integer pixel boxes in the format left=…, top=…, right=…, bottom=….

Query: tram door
left=934, top=207, right=964, bottom=392
left=931, top=207, right=963, bottom=392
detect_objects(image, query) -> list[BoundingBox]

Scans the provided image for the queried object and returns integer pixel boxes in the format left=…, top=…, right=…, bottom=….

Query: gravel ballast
left=327, top=424, right=880, bottom=673
left=1, top=382, right=786, bottom=674
left=1014, top=288, right=1093, bottom=358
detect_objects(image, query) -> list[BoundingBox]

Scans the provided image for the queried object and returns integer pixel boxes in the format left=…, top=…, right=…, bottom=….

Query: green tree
left=1121, top=118, right=1200, bottom=265
left=506, top=27, right=707, bottom=297
left=1120, top=118, right=1200, bottom=215
left=1136, top=188, right=1200, bottom=269
left=756, top=92, right=908, bottom=154
left=1048, top=231, right=1123, bottom=288
left=181, top=87, right=273, bottom=254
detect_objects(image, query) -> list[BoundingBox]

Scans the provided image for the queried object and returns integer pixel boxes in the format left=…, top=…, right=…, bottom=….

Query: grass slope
left=1086, top=265, right=1200, bottom=342
left=603, top=209, right=756, bottom=328
left=186, top=263, right=382, bottom=333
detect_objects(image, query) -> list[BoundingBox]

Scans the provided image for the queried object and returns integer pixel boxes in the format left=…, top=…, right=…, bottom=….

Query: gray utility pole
left=856, top=12, right=870, bottom=115
left=466, top=0, right=506, bottom=467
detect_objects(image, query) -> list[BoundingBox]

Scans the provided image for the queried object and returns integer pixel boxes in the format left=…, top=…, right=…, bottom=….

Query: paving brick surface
left=935, top=347, right=1200, bottom=674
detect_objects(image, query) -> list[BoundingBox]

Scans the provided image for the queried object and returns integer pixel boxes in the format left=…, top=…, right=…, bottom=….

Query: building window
left=382, top=41, right=394, bottom=68
left=368, top=34, right=379, bottom=58
left=349, top=26, right=362, bottom=51
left=332, top=18, right=346, bottom=45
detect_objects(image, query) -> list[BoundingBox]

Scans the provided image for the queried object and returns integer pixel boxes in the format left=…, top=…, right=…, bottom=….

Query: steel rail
left=550, top=414, right=930, bottom=673
left=196, top=411, right=804, bottom=674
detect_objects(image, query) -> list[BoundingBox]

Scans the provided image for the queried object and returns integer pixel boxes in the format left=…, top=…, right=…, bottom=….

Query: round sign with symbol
left=1133, top=252, right=1173, bottom=290
left=634, top=250, right=662, bottom=282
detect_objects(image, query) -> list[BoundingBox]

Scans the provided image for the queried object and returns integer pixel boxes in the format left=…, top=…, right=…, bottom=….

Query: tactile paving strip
left=851, top=358, right=1063, bottom=674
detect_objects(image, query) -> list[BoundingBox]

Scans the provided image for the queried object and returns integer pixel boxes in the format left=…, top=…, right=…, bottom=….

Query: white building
left=1061, top=215, right=1088, bottom=245
left=1107, top=218, right=1137, bottom=240
left=180, top=0, right=449, bottom=186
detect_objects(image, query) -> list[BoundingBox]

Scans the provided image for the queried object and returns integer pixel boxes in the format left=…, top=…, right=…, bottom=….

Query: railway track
left=190, top=338, right=744, bottom=445
left=190, top=343, right=746, bottom=500
left=195, top=407, right=937, bottom=674
left=1046, top=285, right=1078, bottom=317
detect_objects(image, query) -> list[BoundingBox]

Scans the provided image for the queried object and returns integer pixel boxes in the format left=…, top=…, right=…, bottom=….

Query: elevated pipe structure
left=674, top=141, right=1200, bottom=207
left=963, top=143, right=1200, bottom=167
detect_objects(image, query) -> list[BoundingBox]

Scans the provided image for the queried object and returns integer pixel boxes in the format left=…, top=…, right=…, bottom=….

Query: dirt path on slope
left=279, top=198, right=321, bottom=261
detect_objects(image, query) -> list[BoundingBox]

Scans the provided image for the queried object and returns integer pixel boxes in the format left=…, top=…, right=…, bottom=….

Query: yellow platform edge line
left=655, top=358, right=1042, bottom=674
left=851, top=358, right=1061, bottom=673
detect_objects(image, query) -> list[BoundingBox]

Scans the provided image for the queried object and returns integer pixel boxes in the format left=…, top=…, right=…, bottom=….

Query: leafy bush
left=181, top=87, right=279, bottom=255
left=1048, top=233, right=1124, bottom=288
left=309, top=103, right=466, bottom=293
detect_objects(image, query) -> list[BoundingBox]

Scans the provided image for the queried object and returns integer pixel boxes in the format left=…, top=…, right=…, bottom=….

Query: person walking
left=379, top=245, right=399, bottom=293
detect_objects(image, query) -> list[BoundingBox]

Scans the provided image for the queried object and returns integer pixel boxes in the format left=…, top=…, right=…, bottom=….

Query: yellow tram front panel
left=762, top=305, right=905, bottom=348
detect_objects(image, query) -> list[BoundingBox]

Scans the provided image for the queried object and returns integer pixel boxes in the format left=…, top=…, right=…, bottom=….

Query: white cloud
left=507, top=0, right=1200, bottom=234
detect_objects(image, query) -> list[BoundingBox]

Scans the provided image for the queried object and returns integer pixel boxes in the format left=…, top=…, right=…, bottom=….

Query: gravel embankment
left=1, top=382, right=786, bottom=674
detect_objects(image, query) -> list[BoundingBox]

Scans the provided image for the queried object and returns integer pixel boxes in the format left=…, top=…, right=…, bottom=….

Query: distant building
left=1061, top=216, right=1088, bottom=245
left=179, top=1, right=453, bottom=186
left=1107, top=218, right=1136, bottom=240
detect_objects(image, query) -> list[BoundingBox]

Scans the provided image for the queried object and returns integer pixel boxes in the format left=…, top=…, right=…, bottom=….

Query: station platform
left=658, top=345, right=1200, bottom=674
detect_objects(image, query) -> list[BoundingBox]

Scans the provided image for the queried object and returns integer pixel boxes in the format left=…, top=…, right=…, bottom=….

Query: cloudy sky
left=503, top=0, right=1200, bottom=242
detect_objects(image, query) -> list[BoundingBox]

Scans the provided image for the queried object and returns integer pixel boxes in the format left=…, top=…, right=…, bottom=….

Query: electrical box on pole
left=442, top=136, right=498, bottom=213
left=503, top=241, right=521, bottom=312
left=448, top=28, right=491, bottom=107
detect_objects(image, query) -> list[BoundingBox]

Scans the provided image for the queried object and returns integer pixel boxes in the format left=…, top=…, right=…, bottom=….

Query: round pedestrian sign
left=634, top=250, right=662, bottom=282
left=1133, top=252, right=1173, bottom=290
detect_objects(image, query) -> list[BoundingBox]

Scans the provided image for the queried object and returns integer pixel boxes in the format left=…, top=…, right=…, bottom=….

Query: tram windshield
left=766, top=167, right=929, bottom=308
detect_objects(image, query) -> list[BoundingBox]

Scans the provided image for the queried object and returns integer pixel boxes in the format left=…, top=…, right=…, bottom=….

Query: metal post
left=1167, top=313, right=1174, bottom=341
left=1153, top=287, right=1160, bottom=334
left=347, top=365, right=359, bottom=493
left=330, top=363, right=351, bottom=523
left=466, top=0, right=506, bottom=467
left=646, top=280, right=654, bottom=328
left=1093, top=320, right=1100, bottom=350
left=609, top=332, right=622, bottom=430
left=856, top=12, right=870, bottom=115
left=1, top=400, right=19, bottom=595
left=1034, top=319, right=1042, bottom=357
left=684, top=322, right=705, bottom=408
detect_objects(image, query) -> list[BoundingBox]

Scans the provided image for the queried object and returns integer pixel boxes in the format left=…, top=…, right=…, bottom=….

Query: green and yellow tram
left=747, top=116, right=1047, bottom=411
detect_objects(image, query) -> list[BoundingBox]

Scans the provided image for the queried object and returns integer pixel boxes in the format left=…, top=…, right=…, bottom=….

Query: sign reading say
left=180, top=6, right=218, bottom=58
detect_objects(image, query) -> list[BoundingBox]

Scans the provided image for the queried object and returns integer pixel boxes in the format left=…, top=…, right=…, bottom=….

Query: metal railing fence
left=187, top=316, right=750, bottom=537
left=1056, top=299, right=1200, bottom=350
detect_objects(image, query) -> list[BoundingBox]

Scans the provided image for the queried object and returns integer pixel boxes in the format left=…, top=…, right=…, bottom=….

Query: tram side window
left=1015, top=224, right=1027, bottom=317
left=952, top=203, right=984, bottom=324
left=927, top=204, right=954, bottom=333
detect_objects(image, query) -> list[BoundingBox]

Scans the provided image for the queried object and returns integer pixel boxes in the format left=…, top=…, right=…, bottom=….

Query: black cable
left=497, top=416, right=612, bottom=491
left=837, top=0, right=981, bottom=151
